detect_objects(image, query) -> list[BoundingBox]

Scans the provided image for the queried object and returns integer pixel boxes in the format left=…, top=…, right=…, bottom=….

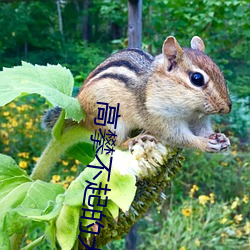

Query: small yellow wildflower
left=19, top=161, right=28, bottom=169
left=244, top=221, right=250, bottom=234
left=209, top=193, right=215, bottom=204
left=189, top=184, right=199, bottom=197
left=220, top=217, right=228, bottom=224
left=221, top=162, right=228, bottom=167
left=232, top=150, right=237, bottom=156
left=11, top=119, right=18, bottom=127
left=182, top=207, right=192, bottom=217
left=9, top=102, right=16, bottom=108
left=236, top=229, right=243, bottom=237
left=71, top=165, right=77, bottom=172
left=234, top=214, right=243, bottom=224
left=221, top=232, right=227, bottom=238
left=32, top=157, right=39, bottom=162
left=243, top=195, right=248, bottom=204
left=3, top=111, right=9, bottom=116
left=194, top=238, right=201, bottom=247
left=51, top=175, right=61, bottom=183
left=0, top=130, right=8, bottom=138
left=26, top=121, right=33, bottom=129
left=62, top=160, right=69, bottom=166
left=75, top=159, right=81, bottom=165
left=231, top=197, right=240, bottom=209
left=63, top=182, right=69, bottom=189
left=66, top=176, right=75, bottom=182
left=198, top=195, right=210, bottom=206
left=18, top=152, right=30, bottom=159
left=179, top=247, right=186, bottom=250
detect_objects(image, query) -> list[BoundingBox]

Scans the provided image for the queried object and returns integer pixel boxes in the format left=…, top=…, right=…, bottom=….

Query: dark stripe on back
left=91, top=60, right=140, bottom=79
left=125, top=48, right=154, bottom=62
left=96, top=73, right=130, bottom=85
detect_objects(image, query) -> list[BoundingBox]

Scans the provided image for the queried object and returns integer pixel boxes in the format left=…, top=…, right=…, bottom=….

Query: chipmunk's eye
left=190, top=72, right=204, bottom=87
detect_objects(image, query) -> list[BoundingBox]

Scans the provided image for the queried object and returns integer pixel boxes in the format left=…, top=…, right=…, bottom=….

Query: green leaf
left=21, top=235, right=45, bottom=250
left=103, top=168, right=136, bottom=212
left=20, top=181, right=64, bottom=213
left=0, top=154, right=30, bottom=181
left=0, top=62, right=85, bottom=122
left=56, top=205, right=79, bottom=250
left=66, top=142, right=96, bottom=165
left=0, top=176, right=32, bottom=201
left=106, top=200, right=119, bottom=219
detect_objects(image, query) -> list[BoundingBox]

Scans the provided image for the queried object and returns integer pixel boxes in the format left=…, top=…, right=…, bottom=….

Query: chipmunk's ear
left=162, top=36, right=184, bottom=63
left=191, top=36, right=205, bottom=52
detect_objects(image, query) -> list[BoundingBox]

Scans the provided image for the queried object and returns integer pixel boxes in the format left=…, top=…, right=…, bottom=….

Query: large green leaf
left=56, top=205, right=79, bottom=250
left=66, top=142, right=96, bottom=165
left=0, top=154, right=65, bottom=248
left=0, top=154, right=30, bottom=181
left=0, top=62, right=84, bottom=121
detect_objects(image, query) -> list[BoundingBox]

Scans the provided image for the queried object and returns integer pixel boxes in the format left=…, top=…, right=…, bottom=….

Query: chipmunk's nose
left=219, top=101, right=232, bottom=114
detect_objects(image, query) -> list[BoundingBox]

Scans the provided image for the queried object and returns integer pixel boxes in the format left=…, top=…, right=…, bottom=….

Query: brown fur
left=77, top=36, right=231, bottom=152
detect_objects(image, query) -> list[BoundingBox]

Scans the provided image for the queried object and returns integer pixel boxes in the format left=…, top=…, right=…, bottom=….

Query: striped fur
left=77, top=36, right=232, bottom=152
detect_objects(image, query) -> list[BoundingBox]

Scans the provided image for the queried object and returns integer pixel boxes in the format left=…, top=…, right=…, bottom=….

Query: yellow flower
left=9, top=102, right=16, bottom=108
left=189, top=184, right=199, bottom=197
left=11, top=119, right=18, bottom=127
left=209, top=193, right=215, bottom=204
left=231, top=198, right=240, bottom=209
left=71, top=165, right=77, bottom=172
left=18, top=152, right=30, bottom=159
left=26, top=121, right=33, bottom=129
left=236, top=229, right=243, bottom=237
left=244, top=221, right=250, bottom=234
left=32, top=157, right=39, bottom=162
left=232, top=150, right=237, bottom=156
left=243, top=195, right=248, bottom=204
left=63, top=182, right=69, bottom=189
left=3, top=111, right=9, bottom=116
left=220, top=217, right=228, bottom=224
left=66, top=176, right=75, bottom=182
left=62, top=160, right=69, bottom=166
left=221, top=232, right=227, bottom=238
left=194, top=238, right=201, bottom=247
left=182, top=207, right=192, bottom=217
left=179, top=247, right=186, bottom=250
left=0, top=130, right=8, bottom=138
left=221, top=162, right=228, bottom=167
left=51, top=175, right=61, bottom=183
left=75, top=159, right=81, bottom=165
left=234, top=214, right=243, bottom=224
left=19, top=161, right=28, bottom=169
left=198, top=195, right=210, bottom=206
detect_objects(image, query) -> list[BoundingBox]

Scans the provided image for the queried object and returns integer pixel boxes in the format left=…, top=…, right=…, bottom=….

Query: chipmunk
left=44, top=36, right=232, bottom=153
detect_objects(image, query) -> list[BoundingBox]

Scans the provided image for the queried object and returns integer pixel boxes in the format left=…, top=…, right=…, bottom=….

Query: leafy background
left=0, top=0, right=249, bottom=249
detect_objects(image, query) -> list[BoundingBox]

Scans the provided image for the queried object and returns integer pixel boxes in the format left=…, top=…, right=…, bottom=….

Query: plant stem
left=30, top=125, right=93, bottom=181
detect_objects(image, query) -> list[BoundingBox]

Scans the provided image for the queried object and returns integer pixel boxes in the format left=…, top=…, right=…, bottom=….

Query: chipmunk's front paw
left=206, top=133, right=230, bottom=152
left=129, top=134, right=156, bottom=152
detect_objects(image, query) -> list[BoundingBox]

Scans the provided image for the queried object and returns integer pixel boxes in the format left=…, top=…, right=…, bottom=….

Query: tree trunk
left=125, top=223, right=137, bottom=250
left=56, top=0, right=63, bottom=36
left=82, top=0, right=89, bottom=41
left=128, top=0, right=142, bottom=48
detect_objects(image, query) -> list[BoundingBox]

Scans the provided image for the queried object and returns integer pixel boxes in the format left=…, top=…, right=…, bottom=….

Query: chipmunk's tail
left=41, top=106, right=62, bottom=130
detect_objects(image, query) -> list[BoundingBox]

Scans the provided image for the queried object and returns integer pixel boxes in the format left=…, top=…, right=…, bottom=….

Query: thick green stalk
left=30, top=125, right=93, bottom=181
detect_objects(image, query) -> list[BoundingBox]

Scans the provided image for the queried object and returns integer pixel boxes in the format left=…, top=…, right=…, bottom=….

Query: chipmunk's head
left=158, top=36, right=232, bottom=115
